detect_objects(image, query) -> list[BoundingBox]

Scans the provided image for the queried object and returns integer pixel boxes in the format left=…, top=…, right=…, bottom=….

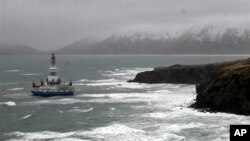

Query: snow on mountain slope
left=56, top=26, right=250, bottom=54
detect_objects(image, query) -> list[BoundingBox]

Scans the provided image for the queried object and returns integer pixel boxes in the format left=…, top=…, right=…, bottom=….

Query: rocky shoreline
left=129, top=58, right=250, bottom=115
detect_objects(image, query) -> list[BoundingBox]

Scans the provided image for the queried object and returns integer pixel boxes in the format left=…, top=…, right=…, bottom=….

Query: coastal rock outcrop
left=192, top=59, right=250, bottom=115
left=129, top=61, right=235, bottom=84
left=130, top=58, right=250, bottom=115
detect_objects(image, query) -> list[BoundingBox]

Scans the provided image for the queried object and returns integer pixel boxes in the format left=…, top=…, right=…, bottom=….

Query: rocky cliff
left=192, top=58, right=250, bottom=115
left=129, top=61, right=236, bottom=84
left=130, top=58, right=250, bottom=115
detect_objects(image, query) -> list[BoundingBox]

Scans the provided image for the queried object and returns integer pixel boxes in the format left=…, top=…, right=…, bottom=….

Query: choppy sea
left=0, top=55, right=250, bottom=141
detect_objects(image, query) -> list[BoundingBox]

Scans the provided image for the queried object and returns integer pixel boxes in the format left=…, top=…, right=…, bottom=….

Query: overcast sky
left=1, top=0, right=250, bottom=51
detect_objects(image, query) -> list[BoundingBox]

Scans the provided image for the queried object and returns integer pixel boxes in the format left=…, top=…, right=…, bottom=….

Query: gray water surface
left=0, top=55, right=249, bottom=141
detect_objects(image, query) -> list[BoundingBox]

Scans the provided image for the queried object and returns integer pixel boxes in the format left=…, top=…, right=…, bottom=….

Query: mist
left=1, top=0, right=250, bottom=51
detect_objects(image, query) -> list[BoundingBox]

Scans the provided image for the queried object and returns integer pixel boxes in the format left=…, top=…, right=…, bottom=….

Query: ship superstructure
left=31, top=53, right=74, bottom=96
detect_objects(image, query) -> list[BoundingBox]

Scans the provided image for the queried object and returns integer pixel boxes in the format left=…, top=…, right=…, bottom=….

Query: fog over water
left=1, top=0, right=250, bottom=51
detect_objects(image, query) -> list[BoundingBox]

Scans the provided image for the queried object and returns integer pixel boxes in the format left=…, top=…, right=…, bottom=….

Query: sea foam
left=7, top=88, right=24, bottom=91
left=20, top=73, right=42, bottom=76
left=7, top=131, right=75, bottom=141
left=6, top=124, right=144, bottom=141
left=22, top=115, right=32, bottom=119
left=0, top=101, right=16, bottom=106
left=6, top=70, right=21, bottom=73
left=68, top=107, right=94, bottom=113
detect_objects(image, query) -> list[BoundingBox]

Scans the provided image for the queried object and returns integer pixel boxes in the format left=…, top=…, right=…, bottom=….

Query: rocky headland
left=129, top=58, right=250, bottom=115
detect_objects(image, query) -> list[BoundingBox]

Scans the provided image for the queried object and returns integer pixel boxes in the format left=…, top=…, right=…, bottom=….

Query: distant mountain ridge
left=1, top=27, right=250, bottom=55
left=55, top=39, right=96, bottom=54
left=56, top=27, right=250, bottom=54
left=0, top=42, right=41, bottom=55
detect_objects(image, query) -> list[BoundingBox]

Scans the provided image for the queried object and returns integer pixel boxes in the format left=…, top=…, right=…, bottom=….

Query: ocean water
left=0, top=55, right=250, bottom=141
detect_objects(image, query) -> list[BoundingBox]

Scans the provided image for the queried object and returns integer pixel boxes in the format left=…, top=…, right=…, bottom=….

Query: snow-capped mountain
left=56, top=27, right=250, bottom=54
left=108, top=32, right=172, bottom=42
left=56, top=38, right=97, bottom=54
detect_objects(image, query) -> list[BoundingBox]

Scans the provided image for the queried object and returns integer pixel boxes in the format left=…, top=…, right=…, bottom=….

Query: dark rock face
left=130, top=62, right=234, bottom=84
left=128, top=71, right=166, bottom=84
left=192, top=59, right=250, bottom=115
left=130, top=58, right=250, bottom=115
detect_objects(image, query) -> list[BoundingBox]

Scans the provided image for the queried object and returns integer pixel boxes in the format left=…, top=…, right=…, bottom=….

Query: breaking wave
left=20, top=73, right=42, bottom=76
left=68, top=107, right=94, bottom=113
left=7, top=124, right=144, bottom=141
left=0, top=101, right=16, bottom=106
left=6, top=123, right=189, bottom=141
left=3, top=67, right=250, bottom=141
left=7, top=88, right=24, bottom=91
left=7, top=131, right=76, bottom=141
left=6, top=70, right=21, bottom=73
left=22, top=114, right=32, bottom=119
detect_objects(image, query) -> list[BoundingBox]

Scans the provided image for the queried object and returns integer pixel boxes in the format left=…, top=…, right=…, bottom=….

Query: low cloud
left=1, top=0, right=250, bottom=51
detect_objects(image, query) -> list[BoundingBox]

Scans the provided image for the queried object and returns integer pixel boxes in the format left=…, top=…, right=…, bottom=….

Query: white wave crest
left=74, top=78, right=121, bottom=86
left=75, top=79, right=89, bottom=82
left=7, top=131, right=75, bottom=141
left=100, top=68, right=151, bottom=80
left=6, top=123, right=191, bottom=141
left=77, top=123, right=187, bottom=141
left=68, top=107, right=94, bottom=113
left=77, top=93, right=158, bottom=99
left=6, top=124, right=144, bottom=141
left=22, top=115, right=32, bottom=119
left=6, top=70, right=21, bottom=72
left=0, top=101, right=16, bottom=106
left=20, top=73, right=42, bottom=76
left=22, top=97, right=147, bottom=106
left=146, top=112, right=170, bottom=119
left=74, top=78, right=153, bottom=89
left=79, top=124, right=144, bottom=136
left=7, top=88, right=24, bottom=91
left=52, top=138, right=89, bottom=141
left=161, top=122, right=206, bottom=133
